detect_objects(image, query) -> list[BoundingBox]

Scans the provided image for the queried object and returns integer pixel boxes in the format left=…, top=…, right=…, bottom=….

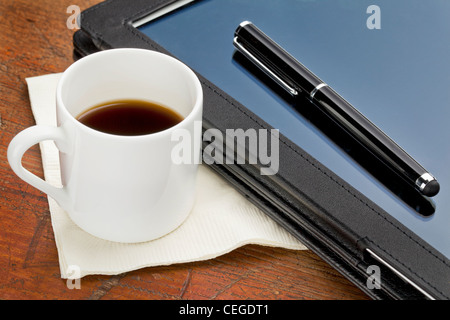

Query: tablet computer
left=76, top=0, right=450, bottom=299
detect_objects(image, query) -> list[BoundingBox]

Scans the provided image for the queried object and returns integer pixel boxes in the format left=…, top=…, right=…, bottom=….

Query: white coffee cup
left=7, top=48, right=203, bottom=243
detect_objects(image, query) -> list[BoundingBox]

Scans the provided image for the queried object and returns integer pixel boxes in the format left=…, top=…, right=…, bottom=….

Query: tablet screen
left=137, top=0, right=450, bottom=259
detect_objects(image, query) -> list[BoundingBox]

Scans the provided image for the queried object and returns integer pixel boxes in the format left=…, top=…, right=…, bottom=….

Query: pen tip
left=422, top=179, right=440, bottom=197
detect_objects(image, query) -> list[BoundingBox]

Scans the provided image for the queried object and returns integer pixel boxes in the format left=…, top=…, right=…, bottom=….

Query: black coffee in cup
left=77, top=99, right=183, bottom=136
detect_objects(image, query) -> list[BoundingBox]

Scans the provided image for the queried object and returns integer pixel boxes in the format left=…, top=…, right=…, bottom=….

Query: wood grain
left=0, top=0, right=370, bottom=300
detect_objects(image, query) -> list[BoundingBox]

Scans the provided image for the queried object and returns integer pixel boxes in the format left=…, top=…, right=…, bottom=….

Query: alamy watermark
left=171, top=122, right=280, bottom=176
left=366, top=265, right=381, bottom=290
left=367, top=5, right=381, bottom=30
left=66, top=5, right=81, bottom=30
left=66, top=265, right=81, bottom=289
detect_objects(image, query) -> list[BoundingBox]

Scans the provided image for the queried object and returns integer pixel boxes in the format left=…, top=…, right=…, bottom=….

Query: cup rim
left=56, top=48, right=203, bottom=140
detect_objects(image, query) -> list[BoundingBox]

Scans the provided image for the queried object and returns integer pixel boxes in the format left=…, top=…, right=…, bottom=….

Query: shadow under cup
left=55, top=49, right=203, bottom=243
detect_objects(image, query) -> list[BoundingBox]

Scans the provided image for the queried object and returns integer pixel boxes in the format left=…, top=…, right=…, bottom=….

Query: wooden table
left=0, top=0, right=369, bottom=300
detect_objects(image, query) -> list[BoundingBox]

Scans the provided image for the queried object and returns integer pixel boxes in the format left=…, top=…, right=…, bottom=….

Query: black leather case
left=74, top=0, right=450, bottom=299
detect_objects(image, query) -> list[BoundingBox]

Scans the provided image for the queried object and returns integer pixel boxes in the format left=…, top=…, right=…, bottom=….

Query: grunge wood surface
left=0, top=0, right=369, bottom=300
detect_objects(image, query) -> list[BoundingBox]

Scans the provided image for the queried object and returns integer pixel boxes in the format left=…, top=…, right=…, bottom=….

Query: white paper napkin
left=25, top=73, right=306, bottom=279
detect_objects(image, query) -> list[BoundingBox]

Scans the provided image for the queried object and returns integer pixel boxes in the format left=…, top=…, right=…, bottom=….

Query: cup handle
left=7, top=125, right=70, bottom=208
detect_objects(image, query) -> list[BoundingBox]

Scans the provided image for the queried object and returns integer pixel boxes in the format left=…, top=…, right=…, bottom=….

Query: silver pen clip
left=233, top=36, right=299, bottom=96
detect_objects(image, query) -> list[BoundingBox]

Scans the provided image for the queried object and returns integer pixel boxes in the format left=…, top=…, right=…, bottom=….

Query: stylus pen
left=233, top=21, right=440, bottom=197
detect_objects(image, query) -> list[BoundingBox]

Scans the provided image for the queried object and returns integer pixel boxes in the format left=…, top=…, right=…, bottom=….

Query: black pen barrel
left=312, top=86, right=427, bottom=187
left=235, top=21, right=322, bottom=94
